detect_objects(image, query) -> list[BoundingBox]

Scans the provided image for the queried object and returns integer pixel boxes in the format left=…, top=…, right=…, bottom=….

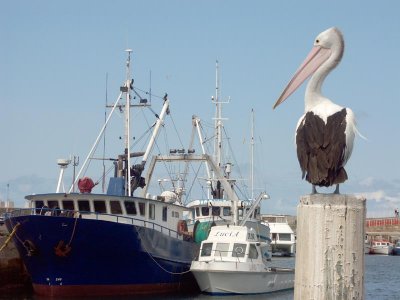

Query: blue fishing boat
left=4, top=51, right=199, bottom=297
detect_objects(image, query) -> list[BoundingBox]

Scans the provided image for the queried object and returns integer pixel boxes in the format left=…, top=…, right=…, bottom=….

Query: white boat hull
left=191, top=261, right=294, bottom=295
left=370, top=246, right=393, bottom=255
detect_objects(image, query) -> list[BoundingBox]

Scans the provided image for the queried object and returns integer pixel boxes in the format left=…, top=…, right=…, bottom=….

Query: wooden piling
left=294, top=194, right=366, bottom=300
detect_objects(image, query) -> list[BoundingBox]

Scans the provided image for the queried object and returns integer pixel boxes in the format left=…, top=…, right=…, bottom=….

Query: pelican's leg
left=312, top=185, right=317, bottom=194
left=333, top=184, right=340, bottom=194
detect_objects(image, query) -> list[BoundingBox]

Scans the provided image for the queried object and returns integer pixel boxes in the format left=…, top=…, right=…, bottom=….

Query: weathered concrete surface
left=0, top=224, right=31, bottom=292
left=294, top=194, right=366, bottom=300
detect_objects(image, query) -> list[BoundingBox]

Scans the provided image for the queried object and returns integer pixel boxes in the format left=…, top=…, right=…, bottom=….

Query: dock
left=365, top=217, right=400, bottom=242
left=266, top=215, right=399, bottom=241
left=0, top=222, right=31, bottom=293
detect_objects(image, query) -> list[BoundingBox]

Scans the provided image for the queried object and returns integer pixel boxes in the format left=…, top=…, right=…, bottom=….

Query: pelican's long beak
left=273, top=46, right=331, bottom=109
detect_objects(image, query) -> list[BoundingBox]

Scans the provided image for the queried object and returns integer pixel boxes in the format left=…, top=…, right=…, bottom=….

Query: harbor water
left=1, top=255, right=399, bottom=300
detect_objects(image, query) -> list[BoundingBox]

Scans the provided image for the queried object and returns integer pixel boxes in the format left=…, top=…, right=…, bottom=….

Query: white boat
left=190, top=224, right=294, bottom=295
left=370, top=240, right=393, bottom=255
left=263, top=215, right=296, bottom=256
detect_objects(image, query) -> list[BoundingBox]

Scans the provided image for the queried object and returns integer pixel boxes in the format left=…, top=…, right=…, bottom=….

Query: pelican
left=273, top=27, right=357, bottom=194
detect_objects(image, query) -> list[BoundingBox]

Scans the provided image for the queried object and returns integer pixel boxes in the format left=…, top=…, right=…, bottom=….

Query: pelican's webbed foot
left=333, top=184, right=340, bottom=194
left=311, top=185, right=318, bottom=194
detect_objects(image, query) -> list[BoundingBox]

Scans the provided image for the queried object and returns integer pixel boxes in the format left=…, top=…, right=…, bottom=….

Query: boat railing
left=213, top=249, right=230, bottom=260
left=210, top=249, right=247, bottom=265
left=6, top=208, right=181, bottom=239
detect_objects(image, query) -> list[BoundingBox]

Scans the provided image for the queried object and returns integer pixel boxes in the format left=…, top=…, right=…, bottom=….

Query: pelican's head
left=273, top=27, right=344, bottom=109
left=314, top=27, right=344, bottom=65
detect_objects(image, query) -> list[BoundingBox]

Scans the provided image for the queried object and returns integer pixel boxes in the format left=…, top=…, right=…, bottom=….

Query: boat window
left=47, top=200, right=61, bottom=216
left=223, top=207, right=231, bottom=216
left=279, top=233, right=291, bottom=241
left=62, top=200, right=75, bottom=211
left=149, top=204, right=155, bottom=220
left=48, top=200, right=60, bottom=209
left=212, top=206, right=221, bottom=216
left=34, top=200, right=44, bottom=209
left=162, top=206, right=168, bottom=222
left=253, top=208, right=259, bottom=218
left=272, top=233, right=277, bottom=240
left=248, top=244, right=259, bottom=259
left=138, top=202, right=146, bottom=216
left=171, top=211, right=179, bottom=218
left=34, top=200, right=44, bottom=214
left=200, top=243, right=213, bottom=257
left=238, top=208, right=243, bottom=217
left=191, top=208, right=195, bottom=219
left=201, top=207, right=209, bottom=216
left=110, top=201, right=122, bottom=214
left=78, top=200, right=90, bottom=214
left=124, top=201, right=137, bottom=215
left=94, top=200, right=107, bottom=214
left=195, top=207, right=200, bottom=217
left=232, top=243, right=247, bottom=258
left=215, top=243, right=229, bottom=257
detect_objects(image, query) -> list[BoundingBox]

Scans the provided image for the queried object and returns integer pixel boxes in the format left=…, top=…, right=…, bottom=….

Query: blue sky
left=1, top=1, right=399, bottom=217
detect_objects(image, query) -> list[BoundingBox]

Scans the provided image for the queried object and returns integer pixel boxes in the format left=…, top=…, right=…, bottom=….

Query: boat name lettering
left=214, top=231, right=240, bottom=237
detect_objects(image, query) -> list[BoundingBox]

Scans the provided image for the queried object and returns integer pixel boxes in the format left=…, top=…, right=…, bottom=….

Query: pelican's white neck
left=304, top=64, right=330, bottom=111
left=304, top=29, right=344, bottom=112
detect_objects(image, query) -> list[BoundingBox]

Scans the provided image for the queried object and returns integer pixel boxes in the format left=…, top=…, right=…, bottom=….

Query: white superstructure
left=263, top=215, right=296, bottom=256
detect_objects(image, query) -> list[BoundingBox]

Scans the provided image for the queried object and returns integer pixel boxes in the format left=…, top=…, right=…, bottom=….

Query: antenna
left=149, top=70, right=152, bottom=104
left=72, top=155, right=79, bottom=192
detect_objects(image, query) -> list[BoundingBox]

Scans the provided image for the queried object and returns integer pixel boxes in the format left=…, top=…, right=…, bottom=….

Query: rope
left=67, top=215, right=79, bottom=246
left=134, top=226, right=194, bottom=275
left=8, top=218, right=32, bottom=254
left=0, top=222, right=20, bottom=252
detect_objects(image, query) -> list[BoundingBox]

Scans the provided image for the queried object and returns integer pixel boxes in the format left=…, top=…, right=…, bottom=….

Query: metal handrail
left=6, top=208, right=180, bottom=239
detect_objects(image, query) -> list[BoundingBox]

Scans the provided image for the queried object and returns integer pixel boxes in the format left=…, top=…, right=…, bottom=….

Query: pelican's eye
left=316, top=39, right=320, bottom=44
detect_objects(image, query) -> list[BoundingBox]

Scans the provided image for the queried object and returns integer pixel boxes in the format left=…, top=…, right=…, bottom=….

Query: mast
left=251, top=109, right=255, bottom=201
left=213, top=60, right=222, bottom=170
left=211, top=60, right=230, bottom=198
left=124, top=49, right=133, bottom=196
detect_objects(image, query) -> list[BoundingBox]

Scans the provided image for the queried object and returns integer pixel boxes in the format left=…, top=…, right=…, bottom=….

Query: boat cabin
left=25, top=193, right=191, bottom=240
left=197, top=225, right=269, bottom=263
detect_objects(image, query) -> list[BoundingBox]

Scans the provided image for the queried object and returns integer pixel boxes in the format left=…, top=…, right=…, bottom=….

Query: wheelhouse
left=23, top=193, right=190, bottom=240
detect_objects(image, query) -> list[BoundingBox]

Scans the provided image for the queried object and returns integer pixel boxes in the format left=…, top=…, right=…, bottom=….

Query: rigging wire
left=102, top=72, right=108, bottom=193
left=183, top=162, right=204, bottom=204
left=134, top=86, right=165, bottom=100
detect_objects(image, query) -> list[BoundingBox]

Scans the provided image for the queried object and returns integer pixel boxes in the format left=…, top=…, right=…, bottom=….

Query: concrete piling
left=294, top=194, right=366, bottom=300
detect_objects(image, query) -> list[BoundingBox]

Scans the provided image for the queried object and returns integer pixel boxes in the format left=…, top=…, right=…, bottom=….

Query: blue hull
left=5, top=215, right=199, bottom=296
